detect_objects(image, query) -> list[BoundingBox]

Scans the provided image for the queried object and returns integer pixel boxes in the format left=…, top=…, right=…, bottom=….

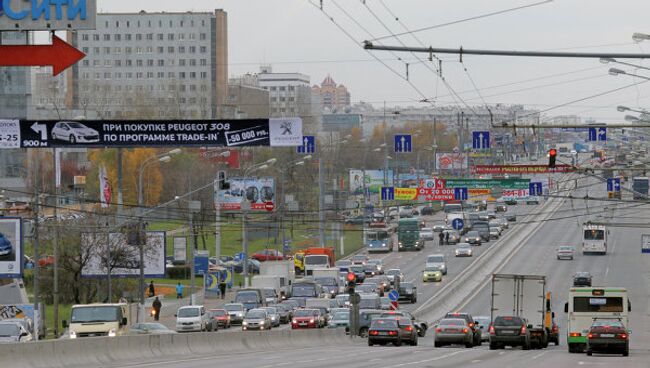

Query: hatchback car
left=425, top=254, right=447, bottom=275
left=420, top=228, right=435, bottom=241
left=586, top=318, right=629, bottom=356
left=489, top=316, right=531, bottom=350
left=434, top=318, right=474, bottom=348
left=489, top=228, right=500, bottom=240
left=51, top=121, right=100, bottom=143
left=422, top=266, right=443, bottom=282
left=291, top=308, right=325, bottom=329
left=224, top=303, right=245, bottom=325
left=260, top=307, right=281, bottom=327
left=367, top=318, right=406, bottom=346
left=557, top=246, right=575, bottom=260
left=209, top=309, right=231, bottom=328
left=352, top=255, right=369, bottom=265
left=444, top=312, right=481, bottom=346
left=0, top=322, right=32, bottom=343
left=573, top=271, right=592, bottom=287
left=242, top=309, right=272, bottom=331
left=463, top=231, right=482, bottom=245
left=367, top=259, right=384, bottom=274
left=398, top=282, right=417, bottom=303
left=328, top=310, right=350, bottom=329
left=455, top=243, right=473, bottom=257
left=385, top=269, right=404, bottom=285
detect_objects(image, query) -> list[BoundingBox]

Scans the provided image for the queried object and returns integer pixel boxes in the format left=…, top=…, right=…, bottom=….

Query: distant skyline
left=89, top=1, right=650, bottom=121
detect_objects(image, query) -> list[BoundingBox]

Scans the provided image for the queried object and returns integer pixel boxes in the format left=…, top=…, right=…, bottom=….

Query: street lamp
left=278, top=156, right=311, bottom=255
left=608, top=67, right=626, bottom=76
left=633, top=32, right=650, bottom=43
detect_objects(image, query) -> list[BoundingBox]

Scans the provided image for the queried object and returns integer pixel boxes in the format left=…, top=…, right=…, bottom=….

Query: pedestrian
left=438, top=231, right=444, bottom=245
left=148, top=280, right=155, bottom=297
left=445, top=231, right=450, bottom=245
left=176, top=282, right=184, bottom=299
left=152, top=297, right=162, bottom=321
left=219, top=280, right=227, bottom=300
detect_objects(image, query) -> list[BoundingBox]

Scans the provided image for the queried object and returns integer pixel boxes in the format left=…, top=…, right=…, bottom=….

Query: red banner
left=418, top=187, right=455, bottom=201
left=472, top=165, right=574, bottom=175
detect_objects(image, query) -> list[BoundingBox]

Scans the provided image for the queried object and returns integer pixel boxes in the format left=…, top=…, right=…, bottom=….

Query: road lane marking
left=531, top=351, right=548, bottom=360
left=471, top=359, right=482, bottom=363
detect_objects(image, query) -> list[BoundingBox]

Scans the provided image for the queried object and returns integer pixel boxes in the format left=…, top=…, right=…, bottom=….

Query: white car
left=455, top=243, right=473, bottom=257
left=175, top=305, right=210, bottom=332
left=51, top=122, right=100, bottom=143
left=420, top=228, right=435, bottom=241
left=425, top=254, right=447, bottom=275
left=0, top=322, right=33, bottom=343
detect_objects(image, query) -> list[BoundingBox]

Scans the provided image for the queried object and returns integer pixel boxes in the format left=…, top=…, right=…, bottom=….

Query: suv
left=175, top=305, right=210, bottom=333
left=573, top=272, right=592, bottom=287
left=444, top=312, right=481, bottom=346
left=489, top=316, right=531, bottom=350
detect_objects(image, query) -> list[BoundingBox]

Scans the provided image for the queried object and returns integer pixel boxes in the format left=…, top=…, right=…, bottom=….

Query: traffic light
left=346, top=272, right=356, bottom=294
left=548, top=149, right=557, bottom=168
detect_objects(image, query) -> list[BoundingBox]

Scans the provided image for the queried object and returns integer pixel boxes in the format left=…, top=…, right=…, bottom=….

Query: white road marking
left=471, top=359, right=482, bottom=363
left=531, top=351, right=548, bottom=360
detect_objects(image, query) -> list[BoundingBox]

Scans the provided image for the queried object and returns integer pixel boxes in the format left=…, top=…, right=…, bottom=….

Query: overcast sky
left=100, top=0, right=650, bottom=122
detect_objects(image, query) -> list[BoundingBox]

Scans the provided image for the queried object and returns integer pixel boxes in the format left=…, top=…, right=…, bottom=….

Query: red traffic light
left=346, top=272, right=356, bottom=283
left=549, top=149, right=557, bottom=157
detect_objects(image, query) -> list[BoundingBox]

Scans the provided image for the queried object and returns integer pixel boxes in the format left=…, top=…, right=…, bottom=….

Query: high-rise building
left=69, top=9, right=228, bottom=119
left=257, top=65, right=312, bottom=118
left=311, top=75, right=350, bottom=112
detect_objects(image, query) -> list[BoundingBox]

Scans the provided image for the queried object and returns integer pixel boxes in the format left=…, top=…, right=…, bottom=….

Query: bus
left=564, top=287, right=630, bottom=353
left=582, top=223, right=607, bottom=255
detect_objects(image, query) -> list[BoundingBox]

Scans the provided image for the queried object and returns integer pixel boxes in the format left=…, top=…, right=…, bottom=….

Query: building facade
left=69, top=10, right=228, bottom=119
left=311, top=75, right=350, bottom=112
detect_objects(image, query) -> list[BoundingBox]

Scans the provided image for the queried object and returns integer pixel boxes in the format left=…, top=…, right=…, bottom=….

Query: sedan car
left=586, top=318, right=629, bottom=356
left=209, top=309, right=231, bottom=328
left=489, top=316, right=531, bottom=350
left=0, top=233, right=13, bottom=257
left=0, top=322, right=32, bottom=343
left=224, top=303, right=245, bottom=325
left=434, top=318, right=474, bottom=348
left=398, top=282, right=417, bottom=303
left=505, top=214, right=517, bottom=222
left=363, top=264, right=381, bottom=277
left=367, top=259, right=384, bottom=274
left=251, top=249, right=285, bottom=262
left=368, top=318, right=403, bottom=346
left=367, top=239, right=391, bottom=253
left=51, top=122, right=100, bottom=143
left=291, top=308, right=325, bottom=329
left=352, top=255, right=369, bottom=265
left=455, top=243, right=473, bottom=257
left=420, top=228, right=435, bottom=241
left=268, top=304, right=291, bottom=324
left=385, top=269, right=404, bottom=285
left=130, top=323, right=177, bottom=335
left=432, top=222, right=447, bottom=232
left=557, top=246, right=575, bottom=260
left=328, top=310, right=350, bottom=329
left=489, top=228, right=500, bottom=240
left=573, top=271, right=592, bottom=287
left=379, top=310, right=428, bottom=337
left=242, top=309, right=272, bottom=331
left=422, top=266, right=443, bottom=282
left=462, top=231, right=482, bottom=245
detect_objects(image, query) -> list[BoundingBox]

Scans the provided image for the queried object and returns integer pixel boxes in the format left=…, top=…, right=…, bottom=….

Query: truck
left=312, top=268, right=341, bottom=297
left=632, top=177, right=649, bottom=200
left=289, top=279, right=323, bottom=307
left=234, top=288, right=266, bottom=311
left=259, top=260, right=295, bottom=299
left=63, top=303, right=129, bottom=338
left=250, top=276, right=283, bottom=303
left=397, top=218, right=422, bottom=251
left=293, top=247, right=335, bottom=275
left=490, top=274, right=551, bottom=349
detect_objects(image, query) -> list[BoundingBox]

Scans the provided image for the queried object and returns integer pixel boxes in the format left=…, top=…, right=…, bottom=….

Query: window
left=288, top=97, right=295, bottom=101
left=180, top=85, right=187, bottom=92
left=126, top=21, right=130, bottom=28
left=115, top=21, right=119, bottom=28
left=114, top=34, right=121, bottom=41
left=270, top=87, right=277, bottom=91
left=157, top=72, right=164, bottom=78
left=93, top=60, right=100, bottom=66
left=179, top=46, right=186, bottom=53
left=93, top=34, right=99, bottom=41
left=573, top=297, right=624, bottom=313
left=104, top=60, right=111, bottom=67
left=280, top=86, right=286, bottom=91
left=104, top=47, right=111, bottom=54
left=147, top=59, right=154, bottom=67
left=125, top=47, right=132, bottom=54
left=179, top=72, right=186, bottom=79
left=93, top=47, right=100, bottom=54
left=189, top=85, right=197, bottom=91
left=200, top=72, right=207, bottom=78
left=82, top=47, right=89, bottom=54
left=190, top=72, right=196, bottom=79
left=200, top=85, right=208, bottom=91
left=104, top=72, right=111, bottom=79
left=157, top=60, right=164, bottom=67
left=280, top=97, right=286, bottom=102
left=180, top=20, right=184, bottom=27
left=167, top=46, right=174, bottom=53
left=136, top=47, right=143, bottom=54
left=189, top=59, right=196, bottom=66
left=200, top=33, right=207, bottom=40
left=125, top=34, right=131, bottom=41
left=189, top=46, right=196, bottom=54
left=168, top=60, right=175, bottom=66
left=179, top=59, right=186, bottom=66
left=136, top=72, right=143, bottom=79
left=147, top=72, right=154, bottom=78
left=168, top=33, right=174, bottom=41
left=179, top=33, right=185, bottom=40
left=157, top=46, right=164, bottom=54
left=114, top=47, right=122, bottom=54
left=200, top=59, right=207, bottom=66
left=125, top=60, right=132, bottom=67
left=289, top=86, right=295, bottom=91
left=157, top=33, right=163, bottom=41
left=189, top=33, right=196, bottom=40
left=200, top=46, right=207, bottom=53
left=115, top=73, right=122, bottom=79
left=94, top=72, right=100, bottom=79
left=82, top=34, right=89, bottom=41
left=125, top=74, right=132, bottom=80
left=136, top=60, right=143, bottom=67
left=146, top=47, right=153, bottom=54
left=104, top=34, right=110, bottom=41
left=271, top=97, right=277, bottom=102
left=82, top=60, right=89, bottom=66
left=189, top=97, right=197, bottom=104
left=146, top=33, right=153, bottom=41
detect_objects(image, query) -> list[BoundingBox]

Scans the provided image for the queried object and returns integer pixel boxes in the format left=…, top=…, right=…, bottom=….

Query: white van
left=64, top=303, right=129, bottom=338
left=175, top=305, right=210, bottom=332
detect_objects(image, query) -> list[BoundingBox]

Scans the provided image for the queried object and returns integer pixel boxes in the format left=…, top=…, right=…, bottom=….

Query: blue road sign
left=297, top=135, right=315, bottom=154
left=194, top=255, right=209, bottom=276
left=452, top=218, right=464, bottom=230
left=472, top=131, right=490, bottom=149
left=381, top=186, right=395, bottom=201
left=607, top=178, right=621, bottom=192
left=454, top=187, right=468, bottom=201
left=234, top=252, right=245, bottom=262
left=394, top=135, right=412, bottom=153
left=589, top=127, right=607, bottom=141
left=388, top=290, right=399, bottom=301
left=529, top=182, right=543, bottom=196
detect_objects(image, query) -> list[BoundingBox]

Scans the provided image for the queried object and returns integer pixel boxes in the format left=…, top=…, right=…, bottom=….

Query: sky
left=96, top=0, right=650, bottom=122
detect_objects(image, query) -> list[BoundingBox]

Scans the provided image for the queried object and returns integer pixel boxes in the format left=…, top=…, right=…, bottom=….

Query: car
left=573, top=271, right=592, bottom=287
left=496, top=217, right=509, bottom=229
left=506, top=214, right=517, bottom=222
left=454, top=243, right=473, bottom=257
left=420, top=228, right=435, bottom=241
left=232, top=259, right=261, bottom=274
left=586, top=318, right=629, bottom=356
left=425, top=254, right=447, bottom=275
left=474, top=316, right=491, bottom=342
left=175, top=305, right=211, bottom=333
left=51, top=121, right=100, bottom=143
left=335, top=259, right=352, bottom=269
left=260, top=307, right=281, bottom=327
left=130, top=323, right=177, bottom=335
left=396, top=317, right=419, bottom=346
left=526, top=197, right=540, bottom=205
left=366, top=275, right=390, bottom=291
left=496, top=204, right=507, bottom=212
left=0, top=233, right=13, bottom=257
left=385, top=269, right=404, bottom=285
left=420, top=206, right=435, bottom=216
left=334, top=294, right=350, bottom=308
left=352, top=254, right=369, bottom=265
left=242, top=309, right=272, bottom=331
left=486, top=210, right=497, bottom=219
left=444, top=312, right=481, bottom=346
left=477, top=211, right=490, bottom=221
left=354, top=309, right=385, bottom=337
left=327, top=308, right=348, bottom=323
left=251, top=249, right=285, bottom=262
left=280, top=299, right=300, bottom=313
left=328, top=309, right=350, bottom=329
left=363, top=264, right=381, bottom=277
left=557, top=246, right=575, bottom=260
left=0, top=321, right=32, bottom=343
left=462, top=231, right=482, bottom=245
left=432, top=222, right=447, bottom=232
left=398, top=282, right=417, bottom=303
left=505, top=198, right=518, bottom=205
left=366, top=259, right=384, bottom=274
left=367, top=239, right=391, bottom=253
left=489, top=220, right=504, bottom=232
left=203, top=311, right=220, bottom=331
left=379, top=296, right=392, bottom=310
left=442, top=229, right=460, bottom=244
left=489, top=228, right=500, bottom=240
left=356, top=283, right=379, bottom=296
left=349, top=265, right=367, bottom=283
left=367, top=318, right=403, bottom=346
left=2, top=318, right=33, bottom=337
left=489, top=316, right=531, bottom=350
left=359, top=293, right=382, bottom=310
left=434, top=318, right=474, bottom=348
left=223, top=303, right=245, bottom=325
left=208, top=309, right=231, bottom=328
left=291, top=308, right=325, bottom=329
left=344, top=215, right=367, bottom=224
left=422, top=266, right=443, bottom=282
left=268, top=304, right=291, bottom=324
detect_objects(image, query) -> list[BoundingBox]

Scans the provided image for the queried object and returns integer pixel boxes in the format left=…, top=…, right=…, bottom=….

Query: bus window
left=583, top=230, right=604, bottom=240
left=573, top=297, right=623, bottom=313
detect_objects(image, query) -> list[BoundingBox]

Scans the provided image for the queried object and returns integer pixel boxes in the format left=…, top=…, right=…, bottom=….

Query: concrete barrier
left=0, top=329, right=348, bottom=368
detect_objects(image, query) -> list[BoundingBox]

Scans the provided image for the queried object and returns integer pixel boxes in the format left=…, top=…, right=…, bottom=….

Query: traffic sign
left=529, top=182, right=543, bottom=196
left=388, top=290, right=399, bottom=301
left=588, top=127, right=607, bottom=141
left=381, top=186, right=395, bottom=201
left=607, top=178, right=621, bottom=192
left=472, top=131, right=490, bottom=149
left=297, top=135, right=315, bottom=154
left=0, top=35, right=85, bottom=76
left=234, top=252, right=245, bottom=262
left=454, top=187, right=468, bottom=201
left=452, top=218, right=464, bottom=230
left=264, top=201, right=275, bottom=212
left=390, top=300, right=399, bottom=311
left=394, top=135, right=412, bottom=153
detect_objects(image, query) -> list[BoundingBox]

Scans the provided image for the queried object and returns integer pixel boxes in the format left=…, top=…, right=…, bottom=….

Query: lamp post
left=279, top=156, right=311, bottom=254
left=213, top=150, right=231, bottom=265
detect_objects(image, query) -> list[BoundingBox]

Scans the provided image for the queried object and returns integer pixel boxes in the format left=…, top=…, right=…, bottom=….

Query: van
left=175, top=305, right=210, bottom=332
left=63, top=303, right=128, bottom=338
left=234, top=288, right=266, bottom=311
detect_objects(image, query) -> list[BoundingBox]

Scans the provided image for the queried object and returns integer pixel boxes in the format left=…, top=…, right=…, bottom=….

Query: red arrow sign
left=0, top=36, right=85, bottom=76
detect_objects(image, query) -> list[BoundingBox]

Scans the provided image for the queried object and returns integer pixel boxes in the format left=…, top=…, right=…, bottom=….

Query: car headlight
left=271, top=316, right=276, bottom=321
left=69, top=331, right=77, bottom=339
left=108, top=328, right=117, bottom=337
left=330, top=290, right=336, bottom=294
left=242, top=321, right=248, bottom=326
left=293, top=319, right=298, bottom=324
left=309, top=319, right=315, bottom=323
left=237, top=312, right=243, bottom=317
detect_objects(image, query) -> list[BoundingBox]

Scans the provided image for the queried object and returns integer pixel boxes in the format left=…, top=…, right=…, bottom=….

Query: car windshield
left=263, top=289, right=276, bottom=297
left=336, top=260, right=352, bottom=267
left=305, top=255, right=329, bottom=265
left=352, top=256, right=367, bottom=262
left=332, top=311, right=349, bottom=320
left=211, top=310, right=227, bottom=316
left=574, top=272, right=591, bottom=278
left=314, top=277, right=337, bottom=286
left=559, top=246, right=574, bottom=251
left=246, top=310, right=266, bottom=319
left=224, top=304, right=243, bottom=312
left=458, top=244, right=471, bottom=249
left=401, top=282, right=414, bottom=289
left=292, top=285, right=316, bottom=297
left=67, top=122, right=87, bottom=129
left=424, top=266, right=440, bottom=272
left=350, top=266, right=364, bottom=273
left=71, top=306, right=120, bottom=323
left=467, top=231, right=479, bottom=236
left=584, top=229, right=605, bottom=240
left=439, top=319, right=466, bottom=326
left=143, top=323, right=167, bottom=330
left=427, top=256, right=444, bottom=263
left=294, top=309, right=318, bottom=317
left=591, top=320, right=624, bottom=328
left=494, top=316, right=524, bottom=326
left=263, top=307, right=277, bottom=314
left=371, top=319, right=398, bottom=328
left=387, top=269, right=400, bottom=275
left=177, top=308, right=200, bottom=318
left=0, top=323, right=20, bottom=336
left=235, top=292, right=259, bottom=303
left=475, top=317, right=491, bottom=326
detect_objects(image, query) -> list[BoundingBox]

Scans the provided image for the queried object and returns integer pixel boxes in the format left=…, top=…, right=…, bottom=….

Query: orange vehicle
left=293, top=247, right=335, bottom=275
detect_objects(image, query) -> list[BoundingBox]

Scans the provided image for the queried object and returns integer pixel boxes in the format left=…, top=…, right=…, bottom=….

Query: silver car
left=454, top=243, right=473, bottom=257
left=434, top=318, right=474, bottom=348
left=242, top=309, right=272, bottom=331
left=420, top=228, right=435, bottom=241
left=425, top=254, right=447, bottom=275
left=260, top=307, right=281, bottom=327
left=556, top=246, right=575, bottom=260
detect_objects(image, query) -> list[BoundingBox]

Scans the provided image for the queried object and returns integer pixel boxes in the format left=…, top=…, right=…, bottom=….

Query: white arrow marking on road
left=31, top=122, right=47, bottom=140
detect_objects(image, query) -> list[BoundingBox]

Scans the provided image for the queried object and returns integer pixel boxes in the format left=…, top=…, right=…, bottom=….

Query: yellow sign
left=394, top=188, right=418, bottom=201
left=468, top=189, right=491, bottom=196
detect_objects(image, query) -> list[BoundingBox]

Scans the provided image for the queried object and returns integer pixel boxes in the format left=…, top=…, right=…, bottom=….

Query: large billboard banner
left=471, top=165, right=574, bottom=175
left=216, top=177, right=275, bottom=212
left=0, top=218, right=22, bottom=278
left=436, top=152, right=468, bottom=170
left=81, top=231, right=166, bottom=278
left=349, top=170, right=393, bottom=194
left=0, top=118, right=303, bottom=149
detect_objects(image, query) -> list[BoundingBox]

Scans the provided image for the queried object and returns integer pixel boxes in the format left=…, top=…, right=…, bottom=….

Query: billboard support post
left=32, top=154, right=41, bottom=341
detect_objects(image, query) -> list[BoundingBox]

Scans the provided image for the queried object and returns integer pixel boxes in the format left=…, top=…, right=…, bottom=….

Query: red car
left=291, top=309, right=324, bottom=329
left=209, top=309, right=231, bottom=329
left=251, top=249, right=285, bottom=262
left=38, top=256, right=55, bottom=268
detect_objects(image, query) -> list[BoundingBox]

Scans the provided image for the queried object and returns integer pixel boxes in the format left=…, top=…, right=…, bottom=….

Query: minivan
left=175, top=305, right=210, bottom=332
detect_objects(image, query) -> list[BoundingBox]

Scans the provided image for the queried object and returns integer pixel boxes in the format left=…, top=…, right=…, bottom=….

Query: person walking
left=148, top=281, right=155, bottom=297
left=438, top=231, right=444, bottom=246
left=445, top=231, right=450, bottom=245
left=176, top=282, right=184, bottom=299
left=219, top=280, right=227, bottom=300
left=152, top=297, right=162, bottom=321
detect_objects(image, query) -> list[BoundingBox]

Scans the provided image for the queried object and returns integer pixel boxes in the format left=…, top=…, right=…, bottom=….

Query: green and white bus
left=564, top=287, right=630, bottom=353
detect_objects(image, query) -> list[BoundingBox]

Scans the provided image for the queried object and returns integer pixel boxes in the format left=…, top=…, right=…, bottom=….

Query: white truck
left=259, top=260, right=295, bottom=299
left=491, top=274, right=549, bottom=349
left=250, top=276, right=282, bottom=304
left=312, top=268, right=342, bottom=297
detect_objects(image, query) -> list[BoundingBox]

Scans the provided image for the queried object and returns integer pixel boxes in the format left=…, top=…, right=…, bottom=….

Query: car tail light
left=463, top=328, right=469, bottom=333
left=569, top=332, right=581, bottom=337
left=588, top=333, right=595, bottom=339
left=468, top=322, right=474, bottom=328
left=520, top=326, right=526, bottom=335
left=370, top=330, right=379, bottom=336
left=435, top=327, right=442, bottom=333
left=489, top=325, right=495, bottom=335
left=388, top=331, right=398, bottom=336
left=552, top=325, right=558, bottom=333
left=309, top=319, right=315, bottom=323
left=618, top=333, right=628, bottom=340
left=405, top=326, right=413, bottom=332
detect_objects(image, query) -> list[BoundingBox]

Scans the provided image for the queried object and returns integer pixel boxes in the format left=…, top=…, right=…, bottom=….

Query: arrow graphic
left=400, top=136, right=406, bottom=152
left=478, top=133, right=484, bottom=148
left=31, top=123, right=48, bottom=140
left=0, top=36, right=85, bottom=76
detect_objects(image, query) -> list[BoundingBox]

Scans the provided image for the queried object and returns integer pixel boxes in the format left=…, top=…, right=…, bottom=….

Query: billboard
left=81, top=231, right=166, bottom=278
left=216, top=177, right=275, bottom=211
left=0, top=218, right=22, bottom=278
left=471, top=165, right=574, bottom=175
left=445, top=178, right=530, bottom=189
left=349, top=170, right=393, bottom=194
left=0, top=118, right=303, bottom=149
left=436, top=152, right=469, bottom=170
left=173, top=237, right=187, bottom=263
left=0, top=0, right=97, bottom=31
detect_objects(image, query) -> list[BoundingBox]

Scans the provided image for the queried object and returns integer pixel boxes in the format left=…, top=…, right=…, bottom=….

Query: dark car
left=496, top=204, right=507, bottom=212
left=489, top=316, right=531, bottom=350
left=586, top=318, right=629, bottom=356
left=434, top=318, right=474, bottom=348
left=349, top=265, right=366, bottom=283
left=363, top=264, right=381, bottom=277
left=355, top=309, right=385, bottom=338
left=398, top=282, right=417, bottom=303
left=462, top=231, right=482, bottom=245
left=573, top=272, right=592, bottom=287
left=368, top=318, right=403, bottom=346
left=396, top=317, right=418, bottom=346
left=444, top=312, right=481, bottom=346
left=421, top=206, right=435, bottom=215
left=380, top=310, right=428, bottom=337
left=268, top=304, right=291, bottom=324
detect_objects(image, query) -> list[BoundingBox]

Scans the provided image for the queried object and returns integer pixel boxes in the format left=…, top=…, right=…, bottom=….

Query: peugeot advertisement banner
left=0, top=218, right=22, bottom=278
left=216, top=177, right=275, bottom=212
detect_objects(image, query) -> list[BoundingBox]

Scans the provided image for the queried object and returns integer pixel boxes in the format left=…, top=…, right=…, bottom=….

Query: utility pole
left=32, top=151, right=41, bottom=341
left=51, top=148, right=60, bottom=337
left=319, top=156, right=325, bottom=247
left=117, top=148, right=123, bottom=218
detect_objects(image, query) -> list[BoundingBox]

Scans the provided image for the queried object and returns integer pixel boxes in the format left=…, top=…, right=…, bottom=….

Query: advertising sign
left=217, top=177, right=275, bottom=212
left=436, top=152, right=468, bottom=170
left=445, top=178, right=530, bottom=189
left=0, top=218, right=22, bottom=278
left=472, top=165, right=574, bottom=175
left=0, top=118, right=303, bottom=149
left=81, top=231, right=166, bottom=278
left=0, top=0, right=97, bottom=31
left=419, top=177, right=445, bottom=189
left=417, top=188, right=454, bottom=201
left=199, top=148, right=241, bottom=169
left=394, top=188, right=418, bottom=201
left=349, top=170, right=393, bottom=194
left=502, top=189, right=530, bottom=200
left=173, top=237, right=187, bottom=263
